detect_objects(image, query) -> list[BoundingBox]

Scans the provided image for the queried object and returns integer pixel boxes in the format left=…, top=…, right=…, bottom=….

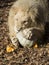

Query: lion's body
left=8, top=0, right=48, bottom=47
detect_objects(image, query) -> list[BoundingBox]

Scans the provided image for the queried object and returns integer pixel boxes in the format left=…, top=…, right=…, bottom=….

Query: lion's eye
left=22, top=21, right=28, bottom=25
left=23, top=21, right=26, bottom=23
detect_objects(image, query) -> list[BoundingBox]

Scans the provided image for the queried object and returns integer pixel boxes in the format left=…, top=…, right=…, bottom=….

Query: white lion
left=8, top=0, right=48, bottom=48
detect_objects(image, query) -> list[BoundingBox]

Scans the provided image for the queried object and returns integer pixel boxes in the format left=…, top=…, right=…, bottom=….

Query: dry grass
left=0, top=0, right=49, bottom=65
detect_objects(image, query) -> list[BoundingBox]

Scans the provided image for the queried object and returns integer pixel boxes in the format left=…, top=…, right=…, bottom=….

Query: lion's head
left=13, top=5, right=45, bottom=47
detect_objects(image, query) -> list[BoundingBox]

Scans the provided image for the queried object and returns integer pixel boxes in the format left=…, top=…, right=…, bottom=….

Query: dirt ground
left=0, top=0, right=49, bottom=65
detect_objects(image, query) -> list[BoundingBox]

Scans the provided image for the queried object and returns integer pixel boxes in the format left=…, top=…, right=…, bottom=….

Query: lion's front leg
left=9, top=31, right=19, bottom=49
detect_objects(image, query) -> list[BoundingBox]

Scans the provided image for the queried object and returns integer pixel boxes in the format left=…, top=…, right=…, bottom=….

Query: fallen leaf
left=34, top=43, right=38, bottom=48
left=6, top=45, right=15, bottom=53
